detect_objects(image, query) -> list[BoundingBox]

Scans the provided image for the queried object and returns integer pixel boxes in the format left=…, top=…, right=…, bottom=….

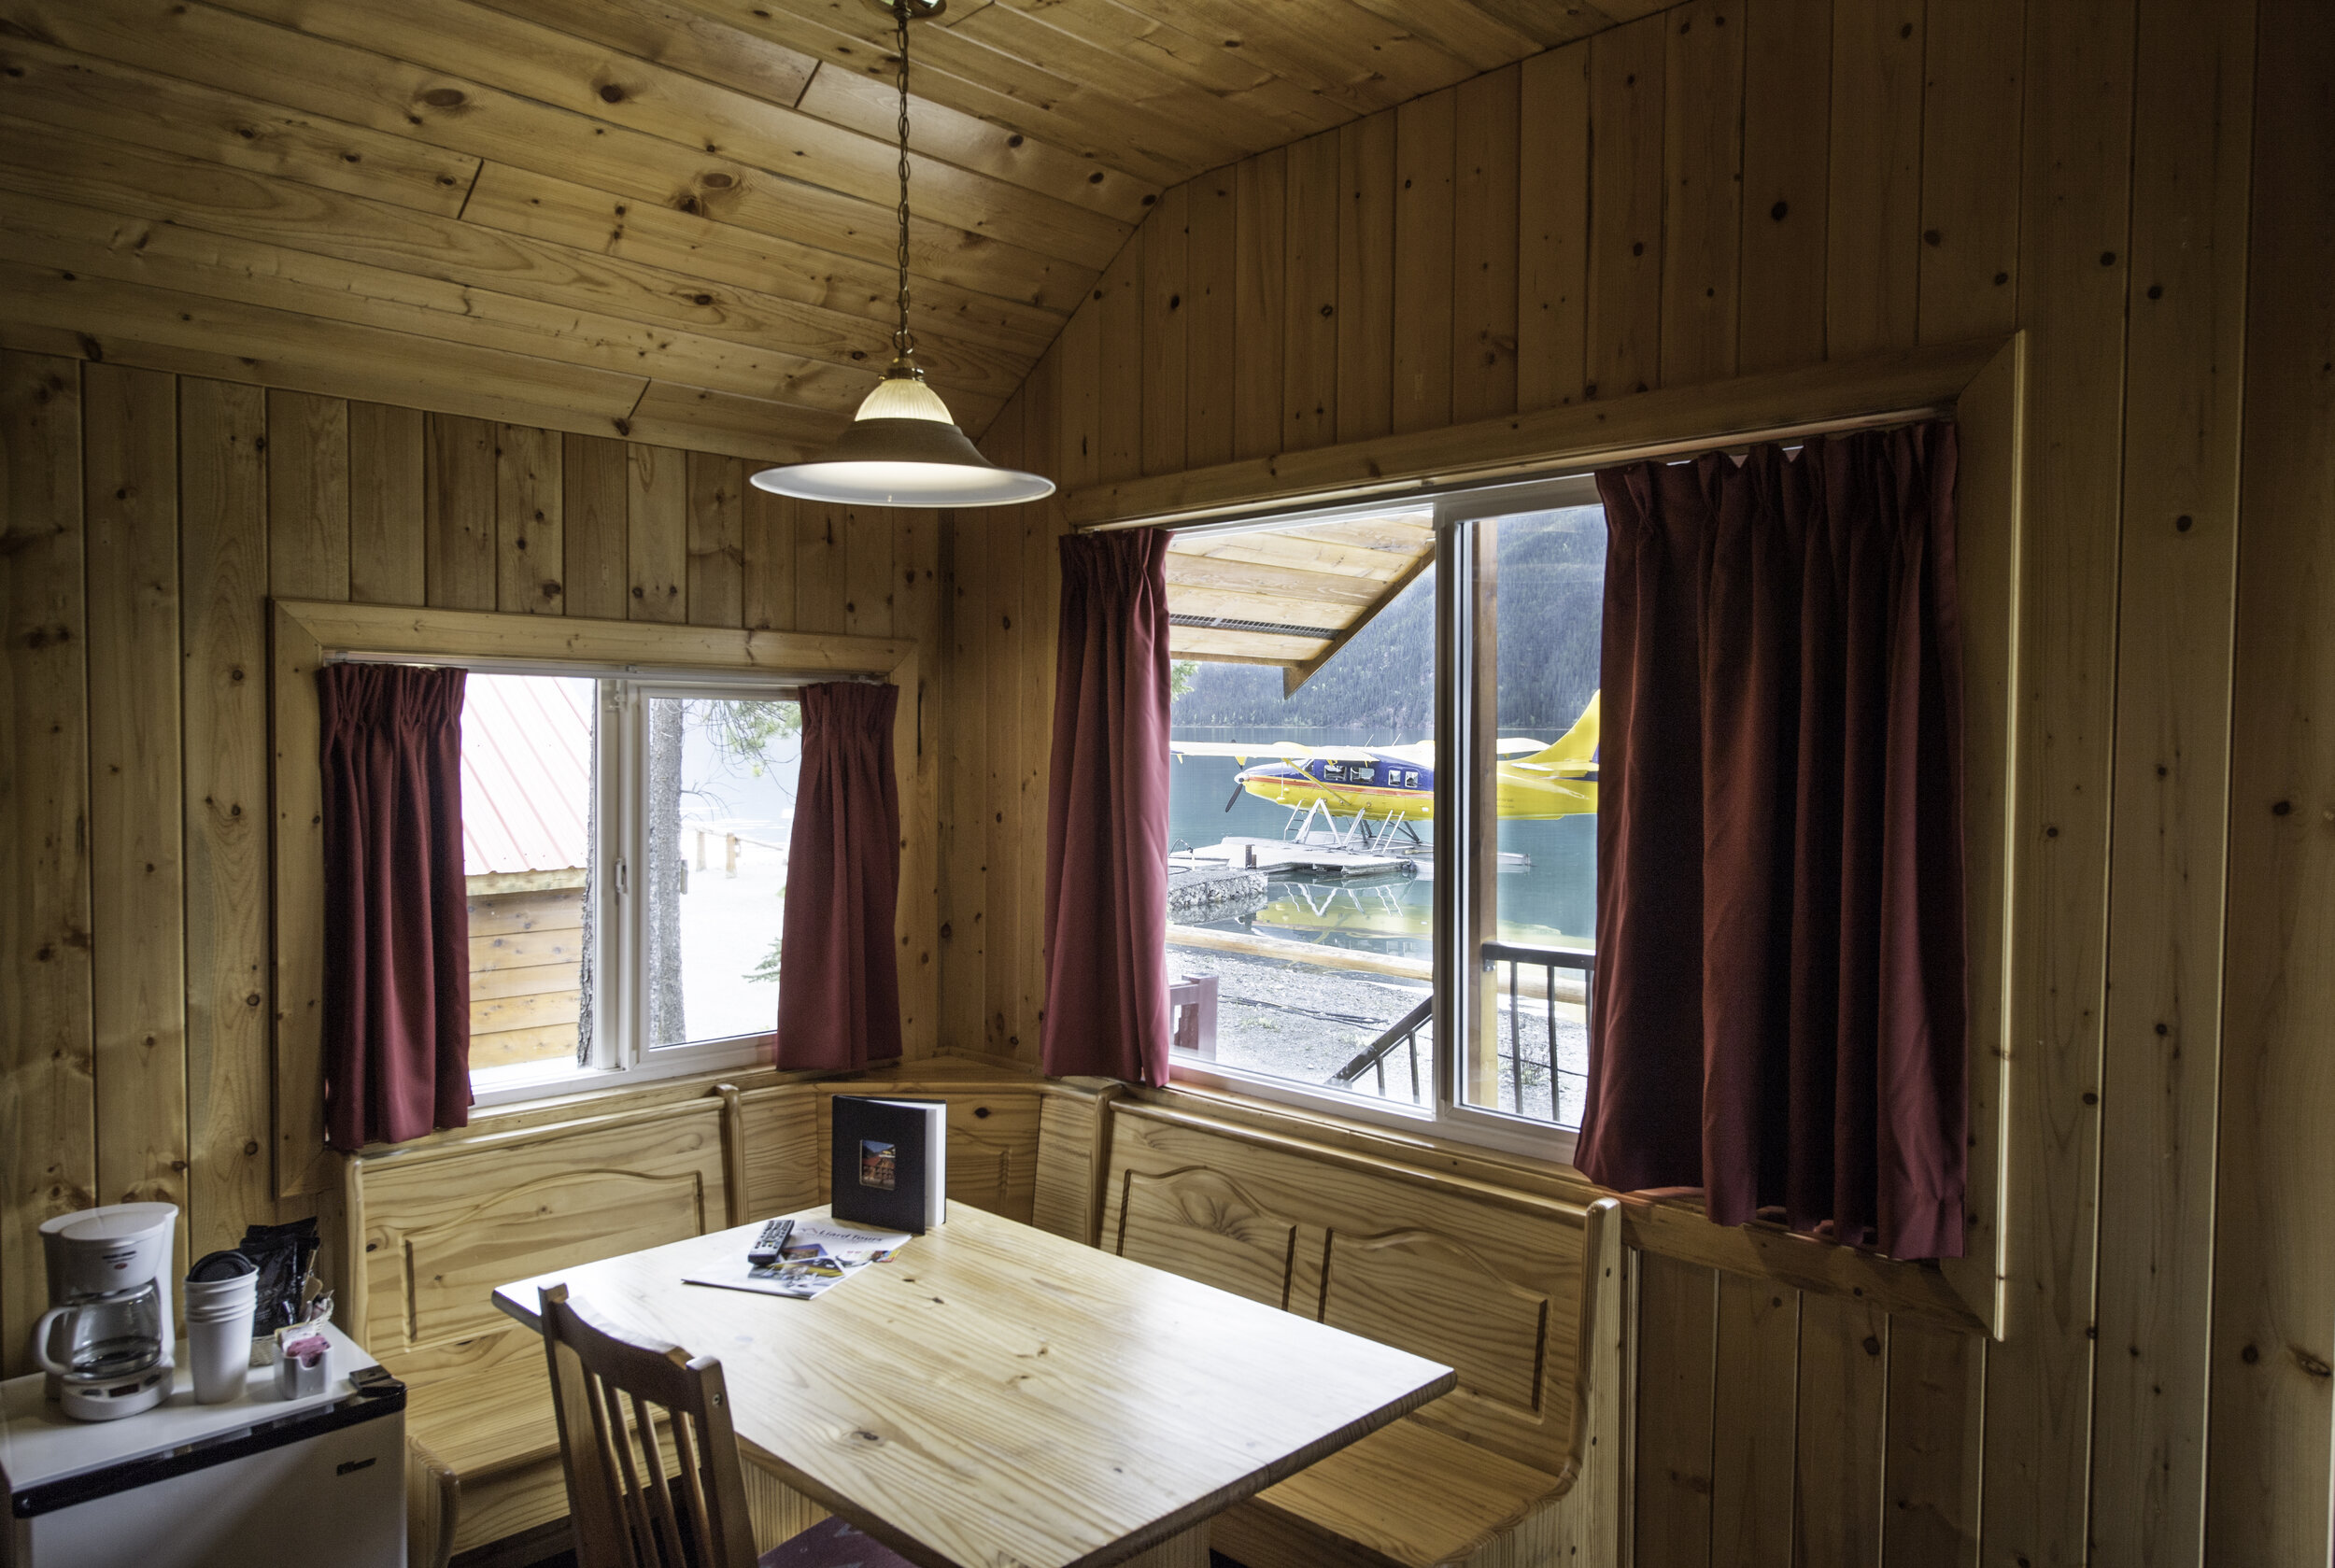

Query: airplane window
left=1406, top=770, right=1421, bottom=789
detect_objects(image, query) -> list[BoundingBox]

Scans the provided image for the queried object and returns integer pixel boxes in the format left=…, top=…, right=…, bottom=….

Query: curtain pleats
left=775, top=682, right=903, bottom=1072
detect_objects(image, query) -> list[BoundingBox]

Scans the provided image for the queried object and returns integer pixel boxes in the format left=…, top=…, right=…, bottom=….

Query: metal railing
left=1329, top=996, right=1433, bottom=1102
left=1479, top=941, right=1593, bottom=1124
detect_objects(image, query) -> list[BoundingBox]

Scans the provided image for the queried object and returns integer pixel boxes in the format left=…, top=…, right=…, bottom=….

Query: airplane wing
left=1167, top=741, right=1387, bottom=763
left=1495, top=737, right=1550, bottom=755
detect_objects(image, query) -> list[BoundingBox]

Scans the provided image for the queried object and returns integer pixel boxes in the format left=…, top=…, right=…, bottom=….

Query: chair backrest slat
left=538, top=1283, right=761, bottom=1568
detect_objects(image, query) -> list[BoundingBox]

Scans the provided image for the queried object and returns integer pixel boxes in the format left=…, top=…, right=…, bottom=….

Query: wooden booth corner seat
left=1097, top=1103, right=1622, bottom=1568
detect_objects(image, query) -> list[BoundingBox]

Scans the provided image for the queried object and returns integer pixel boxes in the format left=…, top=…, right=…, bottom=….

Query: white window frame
left=1162, top=473, right=1605, bottom=1166
left=460, top=669, right=809, bottom=1109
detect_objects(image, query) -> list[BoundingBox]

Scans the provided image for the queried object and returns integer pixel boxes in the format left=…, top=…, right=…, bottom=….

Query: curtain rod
left=1083, top=402, right=1954, bottom=533
left=321, top=650, right=885, bottom=686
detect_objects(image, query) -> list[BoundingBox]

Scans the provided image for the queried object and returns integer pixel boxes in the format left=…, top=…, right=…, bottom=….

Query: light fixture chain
left=893, top=0, right=915, bottom=361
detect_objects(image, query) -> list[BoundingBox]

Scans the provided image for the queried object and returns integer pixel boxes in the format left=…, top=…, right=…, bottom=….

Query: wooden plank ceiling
left=1167, top=509, right=1433, bottom=687
left=0, top=0, right=1648, bottom=464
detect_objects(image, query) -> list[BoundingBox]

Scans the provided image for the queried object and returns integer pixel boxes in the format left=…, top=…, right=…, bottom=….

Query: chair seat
left=1223, top=1418, right=1569, bottom=1568
left=758, top=1516, right=918, bottom=1568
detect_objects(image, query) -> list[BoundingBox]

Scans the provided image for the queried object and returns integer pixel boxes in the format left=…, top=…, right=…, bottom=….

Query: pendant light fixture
left=751, top=0, right=1054, bottom=507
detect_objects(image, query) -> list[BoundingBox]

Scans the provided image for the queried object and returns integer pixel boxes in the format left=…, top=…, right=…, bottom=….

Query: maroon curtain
left=1040, top=530, right=1173, bottom=1085
left=775, top=682, right=902, bottom=1071
left=1577, top=423, right=1968, bottom=1260
left=319, top=664, right=472, bottom=1149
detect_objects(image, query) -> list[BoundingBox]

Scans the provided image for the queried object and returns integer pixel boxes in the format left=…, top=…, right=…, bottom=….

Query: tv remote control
left=747, top=1219, right=795, bottom=1268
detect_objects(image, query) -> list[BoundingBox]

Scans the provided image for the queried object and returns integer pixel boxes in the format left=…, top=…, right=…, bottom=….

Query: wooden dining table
left=492, top=1203, right=1456, bottom=1568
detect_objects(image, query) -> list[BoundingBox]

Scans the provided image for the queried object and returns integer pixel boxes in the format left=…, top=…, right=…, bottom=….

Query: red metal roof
left=460, top=673, right=593, bottom=876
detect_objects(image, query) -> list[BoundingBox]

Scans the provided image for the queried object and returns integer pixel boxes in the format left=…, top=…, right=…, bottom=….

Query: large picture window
left=1162, top=477, right=1603, bottom=1158
left=458, top=671, right=803, bottom=1105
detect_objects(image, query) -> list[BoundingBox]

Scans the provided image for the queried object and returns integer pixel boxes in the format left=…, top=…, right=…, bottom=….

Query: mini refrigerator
left=1, top=1321, right=404, bottom=1568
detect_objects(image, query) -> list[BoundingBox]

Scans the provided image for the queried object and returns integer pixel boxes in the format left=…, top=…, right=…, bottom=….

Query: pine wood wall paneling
left=1451, top=64, right=1520, bottom=425
left=980, top=396, right=1027, bottom=1059
left=1096, top=240, right=1146, bottom=483
left=685, top=452, right=743, bottom=630
left=0, top=350, right=93, bottom=1381
left=740, top=479, right=790, bottom=632
left=1913, top=0, right=2023, bottom=346
left=494, top=425, right=563, bottom=615
left=560, top=433, right=630, bottom=622
left=425, top=413, right=496, bottom=611
left=1334, top=113, right=1396, bottom=445
left=1794, top=1293, right=1887, bottom=1568
left=1054, top=285, right=1104, bottom=490
left=1184, top=171, right=1238, bottom=473
left=1708, top=1270, right=1798, bottom=1567
left=1515, top=43, right=1591, bottom=413
left=347, top=403, right=425, bottom=606
left=1390, top=88, right=1457, bottom=434
left=82, top=364, right=189, bottom=1253
left=1587, top=16, right=1667, bottom=400
left=2088, top=1, right=2255, bottom=1561
left=624, top=443, right=686, bottom=624
left=1883, top=1318, right=1984, bottom=1567
left=1013, top=360, right=1063, bottom=1071
left=1281, top=130, right=1340, bottom=452
left=1978, top=3, right=2137, bottom=1564
left=1823, top=0, right=1924, bottom=358
left=941, top=495, right=988, bottom=1056
left=1634, top=1253, right=1717, bottom=1568
left=1140, top=183, right=1190, bottom=478
left=1735, top=0, right=1832, bottom=374
left=791, top=500, right=845, bottom=637
left=1658, top=2, right=1745, bottom=388
left=178, top=377, right=272, bottom=1264
left=2206, top=3, right=2335, bottom=1558
left=846, top=506, right=895, bottom=641
left=1231, top=148, right=1287, bottom=463
left=264, top=390, right=349, bottom=601
left=893, top=502, right=943, bottom=1058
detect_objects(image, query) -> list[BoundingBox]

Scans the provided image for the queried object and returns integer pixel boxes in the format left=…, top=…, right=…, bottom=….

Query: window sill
left=469, top=1035, right=776, bottom=1110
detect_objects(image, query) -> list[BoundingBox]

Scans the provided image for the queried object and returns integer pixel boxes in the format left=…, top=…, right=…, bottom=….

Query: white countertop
left=0, top=1321, right=377, bottom=1494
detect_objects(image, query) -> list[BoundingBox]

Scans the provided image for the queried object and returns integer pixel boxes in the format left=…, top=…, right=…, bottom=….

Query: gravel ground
left=1168, top=948, right=1589, bottom=1124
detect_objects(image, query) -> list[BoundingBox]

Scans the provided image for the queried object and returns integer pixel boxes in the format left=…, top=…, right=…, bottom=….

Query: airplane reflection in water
left=1168, top=694, right=1600, bottom=826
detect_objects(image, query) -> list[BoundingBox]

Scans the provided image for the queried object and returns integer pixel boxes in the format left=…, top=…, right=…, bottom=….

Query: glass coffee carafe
left=35, top=1279, right=166, bottom=1383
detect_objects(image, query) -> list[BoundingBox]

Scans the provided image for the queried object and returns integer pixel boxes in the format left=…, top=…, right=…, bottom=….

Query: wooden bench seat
left=1097, top=1101, right=1620, bottom=1568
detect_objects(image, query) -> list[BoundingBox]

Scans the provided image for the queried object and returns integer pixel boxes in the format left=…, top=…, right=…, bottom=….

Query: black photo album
left=829, top=1095, right=949, bottom=1234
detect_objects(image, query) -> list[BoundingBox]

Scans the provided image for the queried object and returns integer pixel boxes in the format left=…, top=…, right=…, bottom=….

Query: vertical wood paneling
left=1281, top=130, right=1340, bottom=451
left=560, top=433, right=630, bottom=622
left=1140, top=183, right=1189, bottom=477
left=1709, top=1271, right=1798, bottom=1568
left=493, top=424, right=561, bottom=615
left=1231, top=147, right=1286, bottom=461
left=1054, top=284, right=1103, bottom=491
left=1885, top=1320, right=1984, bottom=1567
left=844, top=506, right=893, bottom=639
left=791, top=501, right=844, bottom=637
left=347, top=403, right=423, bottom=607
left=265, top=391, right=347, bottom=602
left=1659, top=1, right=1746, bottom=387
left=1824, top=0, right=1925, bottom=357
left=177, top=377, right=270, bottom=1265
left=1516, top=43, right=1591, bottom=412
left=1736, top=0, right=1833, bottom=373
left=1587, top=16, right=1667, bottom=399
left=1013, top=363, right=1060, bottom=1070
left=685, top=451, right=743, bottom=629
left=1634, top=1253, right=1716, bottom=1568
left=2206, top=4, right=2335, bottom=1560
left=0, top=351, right=92, bottom=1380
left=1915, top=0, right=2023, bottom=345
left=1183, top=171, right=1238, bottom=472
left=1391, top=88, right=1457, bottom=433
left=1451, top=64, right=1520, bottom=423
left=1978, top=4, right=2137, bottom=1565
left=624, top=443, right=686, bottom=624
left=1096, top=241, right=1146, bottom=482
left=424, top=413, right=495, bottom=611
left=892, top=503, right=942, bottom=1055
left=941, top=502, right=988, bottom=1055
left=979, top=401, right=1025, bottom=1058
left=2089, top=2, right=2254, bottom=1561
left=82, top=365, right=187, bottom=1243
left=1335, top=113, right=1396, bottom=445
left=1794, top=1293, right=1887, bottom=1568
left=740, top=479, right=792, bottom=631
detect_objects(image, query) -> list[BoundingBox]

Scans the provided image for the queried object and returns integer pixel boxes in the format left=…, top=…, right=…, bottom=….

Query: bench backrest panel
left=1102, top=1105, right=1591, bottom=1477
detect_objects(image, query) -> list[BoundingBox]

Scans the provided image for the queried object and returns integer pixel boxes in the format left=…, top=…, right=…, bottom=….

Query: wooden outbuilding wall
left=945, top=1, right=2334, bottom=1563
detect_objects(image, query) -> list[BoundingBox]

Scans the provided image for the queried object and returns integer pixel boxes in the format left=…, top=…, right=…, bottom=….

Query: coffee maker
left=35, top=1204, right=178, bottom=1421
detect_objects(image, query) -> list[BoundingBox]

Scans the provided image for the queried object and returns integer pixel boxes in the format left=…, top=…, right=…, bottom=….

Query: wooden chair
left=536, top=1282, right=913, bottom=1568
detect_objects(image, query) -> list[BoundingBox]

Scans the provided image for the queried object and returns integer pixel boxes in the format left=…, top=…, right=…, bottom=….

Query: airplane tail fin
left=1521, top=692, right=1599, bottom=773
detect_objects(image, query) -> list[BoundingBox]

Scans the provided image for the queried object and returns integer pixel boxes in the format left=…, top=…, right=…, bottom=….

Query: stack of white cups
left=182, top=1250, right=259, bottom=1405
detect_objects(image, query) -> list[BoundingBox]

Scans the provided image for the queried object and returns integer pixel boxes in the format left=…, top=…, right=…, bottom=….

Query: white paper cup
left=189, top=1305, right=256, bottom=1404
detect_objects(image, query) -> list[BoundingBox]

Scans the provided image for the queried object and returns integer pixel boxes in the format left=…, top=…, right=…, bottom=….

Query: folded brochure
left=684, top=1217, right=913, bottom=1301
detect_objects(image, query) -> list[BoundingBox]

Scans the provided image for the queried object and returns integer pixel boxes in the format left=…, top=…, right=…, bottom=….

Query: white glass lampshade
left=752, top=368, right=1055, bottom=507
